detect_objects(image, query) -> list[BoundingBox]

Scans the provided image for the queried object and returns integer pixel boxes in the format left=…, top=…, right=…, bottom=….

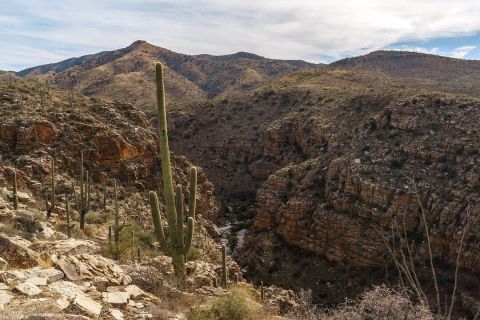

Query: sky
left=1, top=0, right=480, bottom=71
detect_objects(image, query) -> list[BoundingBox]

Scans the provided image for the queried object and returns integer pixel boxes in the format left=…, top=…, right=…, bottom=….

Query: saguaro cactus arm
left=175, top=185, right=184, bottom=245
left=188, top=167, right=197, bottom=219
left=149, top=191, right=170, bottom=251
left=183, top=217, right=195, bottom=255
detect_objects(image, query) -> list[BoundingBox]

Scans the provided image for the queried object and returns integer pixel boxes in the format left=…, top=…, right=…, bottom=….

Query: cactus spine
left=78, top=152, right=91, bottom=230
left=65, top=197, right=75, bottom=238
left=149, top=63, right=197, bottom=290
left=12, top=171, right=18, bottom=210
left=47, top=155, right=56, bottom=218
left=221, top=244, right=228, bottom=288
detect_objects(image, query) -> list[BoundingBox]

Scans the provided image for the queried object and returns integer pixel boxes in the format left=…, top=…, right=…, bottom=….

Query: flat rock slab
left=24, top=276, right=48, bottom=286
left=56, top=297, right=70, bottom=310
left=125, top=284, right=144, bottom=298
left=109, top=308, right=124, bottom=320
left=102, top=291, right=130, bottom=305
left=24, top=267, right=64, bottom=283
left=48, top=280, right=85, bottom=300
left=74, top=294, right=102, bottom=317
left=15, top=282, right=42, bottom=296
left=0, top=290, right=12, bottom=305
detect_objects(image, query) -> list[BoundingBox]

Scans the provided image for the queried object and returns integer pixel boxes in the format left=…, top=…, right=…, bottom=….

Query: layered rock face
left=253, top=94, right=480, bottom=272
left=168, top=84, right=479, bottom=274
left=0, top=83, right=218, bottom=220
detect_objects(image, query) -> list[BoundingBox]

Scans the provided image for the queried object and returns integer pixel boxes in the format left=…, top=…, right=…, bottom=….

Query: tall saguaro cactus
left=47, top=155, right=56, bottom=218
left=77, top=152, right=91, bottom=230
left=149, top=63, right=198, bottom=290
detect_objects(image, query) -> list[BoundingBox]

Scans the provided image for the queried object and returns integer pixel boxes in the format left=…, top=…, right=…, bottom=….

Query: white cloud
left=450, top=45, right=476, bottom=58
left=1, top=0, right=480, bottom=70
left=390, top=46, right=440, bottom=55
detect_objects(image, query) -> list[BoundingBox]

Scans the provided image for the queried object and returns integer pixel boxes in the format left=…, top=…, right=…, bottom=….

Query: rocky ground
left=0, top=79, right=306, bottom=319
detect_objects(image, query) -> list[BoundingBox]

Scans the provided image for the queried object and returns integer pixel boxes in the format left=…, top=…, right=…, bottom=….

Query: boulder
left=0, top=234, right=38, bottom=268
left=55, top=254, right=131, bottom=285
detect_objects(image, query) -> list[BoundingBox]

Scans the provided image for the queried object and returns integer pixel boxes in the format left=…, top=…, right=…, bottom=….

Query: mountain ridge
left=15, top=40, right=320, bottom=107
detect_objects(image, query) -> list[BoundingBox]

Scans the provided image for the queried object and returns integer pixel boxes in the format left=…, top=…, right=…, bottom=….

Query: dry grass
left=186, top=285, right=273, bottom=320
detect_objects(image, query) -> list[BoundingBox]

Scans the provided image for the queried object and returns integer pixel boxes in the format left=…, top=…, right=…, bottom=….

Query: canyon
left=1, top=41, right=479, bottom=318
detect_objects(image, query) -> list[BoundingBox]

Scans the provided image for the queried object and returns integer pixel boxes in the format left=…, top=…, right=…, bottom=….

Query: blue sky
left=1, top=0, right=480, bottom=71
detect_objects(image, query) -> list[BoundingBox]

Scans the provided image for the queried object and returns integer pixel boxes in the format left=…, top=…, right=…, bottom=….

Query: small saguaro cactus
left=261, top=281, right=265, bottom=302
left=131, top=230, right=135, bottom=263
left=65, top=197, right=75, bottom=238
left=112, top=180, right=130, bottom=259
left=47, top=155, right=56, bottom=218
left=108, top=226, right=112, bottom=252
left=12, top=171, right=18, bottom=210
left=149, top=63, right=198, bottom=290
left=77, top=152, right=91, bottom=230
left=102, top=179, right=107, bottom=209
left=221, top=244, right=228, bottom=288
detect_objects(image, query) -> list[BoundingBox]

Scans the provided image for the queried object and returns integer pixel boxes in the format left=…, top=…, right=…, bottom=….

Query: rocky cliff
left=251, top=93, right=479, bottom=273
left=0, top=79, right=218, bottom=221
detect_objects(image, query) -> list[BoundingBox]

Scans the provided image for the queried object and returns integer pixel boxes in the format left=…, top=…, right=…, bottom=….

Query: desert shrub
left=330, top=286, right=434, bottom=320
left=84, top=212, right=111, bottom=224
left=186, top=246, right=202, bottom=261
left=186, top=287, right=266, bottom=320
left=187, top=290, right=248, bottom=320
left=390, top=158, right=404, bottom=169
left=285, top=288, right=322, bottom=319
left=0, top=213, right=44, bottom=240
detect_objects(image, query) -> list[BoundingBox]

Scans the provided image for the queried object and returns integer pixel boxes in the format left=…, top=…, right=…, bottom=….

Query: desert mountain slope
left=17, top=41, right=318, bottom=108
left=331, top=50, right=480, bottom=96
left=167, top=68, right=480, bottom=309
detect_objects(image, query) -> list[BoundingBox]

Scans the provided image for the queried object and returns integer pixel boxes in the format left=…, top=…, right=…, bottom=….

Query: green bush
left=187, top=289, right=249, bottom=320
